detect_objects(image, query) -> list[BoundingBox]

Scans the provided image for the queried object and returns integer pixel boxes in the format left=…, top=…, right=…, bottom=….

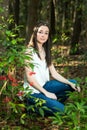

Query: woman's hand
left=76, top=86, right=81, bottom=92
left=69, top=82, right=81, bottom=92
left=44, top=91, right=57, bottom=100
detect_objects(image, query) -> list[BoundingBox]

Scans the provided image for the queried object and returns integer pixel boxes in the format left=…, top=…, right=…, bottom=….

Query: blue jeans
left=26, top=79, right=76, bottom=115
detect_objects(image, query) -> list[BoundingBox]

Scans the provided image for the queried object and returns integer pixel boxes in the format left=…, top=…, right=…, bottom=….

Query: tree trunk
left=9, top=0, right=20, bottom=26
left=14, top=0, right=20, bottom=26
left=26, top=0, right=40, bottom=44
left=83, top=0, right=87, bottom=45
left=8, top=0, right=15, bottom=29
left=8, top=0, right=20, bottom=30
left=64, top=1, right=70, bottom=36
left=49, top=0, right=56, bottom=36
left=70, top=0, right=83, bottom=54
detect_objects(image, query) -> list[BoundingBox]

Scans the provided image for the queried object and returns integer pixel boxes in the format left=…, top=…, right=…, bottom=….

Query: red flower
left=3, top=96, right=11, bottom=103
left=0, top=76, right=7, bottom=80
left=8, top=74, right=13, bottom=81
left=29, top=82, right=34, bottom=86
left=8, top=74, right=17, bottom=82
left=11, top=82, right=18, bottom=87
left=17, top=91, right=24, bottom=97
left=29, top=71, right=36, bottom=76
left=8, top=74, right=18, bottom=86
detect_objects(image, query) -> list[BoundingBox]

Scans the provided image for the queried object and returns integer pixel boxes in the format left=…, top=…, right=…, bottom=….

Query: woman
left=24, top=21, right=80, bottom=115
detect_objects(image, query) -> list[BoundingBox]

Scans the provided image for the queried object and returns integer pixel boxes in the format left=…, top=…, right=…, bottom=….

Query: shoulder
left=25, top=47, right=35, bottom=54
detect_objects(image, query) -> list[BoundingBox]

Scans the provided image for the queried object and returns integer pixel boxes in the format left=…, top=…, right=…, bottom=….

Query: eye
left=45, top=32, right=49, bottom=35
left=37, top=31, right=49, bottom=35
left=38, top=31, right=43, bottom=34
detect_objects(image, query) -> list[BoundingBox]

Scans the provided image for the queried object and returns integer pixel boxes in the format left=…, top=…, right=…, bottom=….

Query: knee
left=69, top=79, right=77, bottom=84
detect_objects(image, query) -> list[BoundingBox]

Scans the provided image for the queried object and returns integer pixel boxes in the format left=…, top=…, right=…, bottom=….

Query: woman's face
left=36, top=25, right=49, bottom=45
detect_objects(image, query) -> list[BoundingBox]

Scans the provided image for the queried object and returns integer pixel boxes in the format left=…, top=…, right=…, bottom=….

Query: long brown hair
left=28, top=21, right=52, bottom=67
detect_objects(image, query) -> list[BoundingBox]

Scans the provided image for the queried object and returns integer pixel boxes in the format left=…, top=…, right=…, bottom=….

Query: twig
left=0, top=80, right=8, bottom=96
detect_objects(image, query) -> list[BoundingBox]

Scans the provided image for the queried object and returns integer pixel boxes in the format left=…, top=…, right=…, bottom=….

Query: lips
left=40, top=38, right=45, bottom=40
left=40, top=38, right=46, bottom=41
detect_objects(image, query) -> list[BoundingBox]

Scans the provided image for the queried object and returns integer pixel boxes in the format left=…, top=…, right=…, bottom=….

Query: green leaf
left=39, top=108, right=44, bottom=117
left=17, top=104, right=26, bottom=108
left=6, top=30, right=11, bottom=36
left=0, top=7, right=4, bottom=13
left=11, top=39, right=17, bottom=45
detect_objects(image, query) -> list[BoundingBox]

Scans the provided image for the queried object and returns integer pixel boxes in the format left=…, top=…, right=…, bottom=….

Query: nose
left=41, top=33, right=45, bottom=37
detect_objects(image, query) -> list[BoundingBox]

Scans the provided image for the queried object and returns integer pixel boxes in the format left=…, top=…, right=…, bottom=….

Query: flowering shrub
left=0, top=16, right=29, bottom=125
left=0, top=16, right=47, bottom=127
left=3, top=96, right=11, bottom=103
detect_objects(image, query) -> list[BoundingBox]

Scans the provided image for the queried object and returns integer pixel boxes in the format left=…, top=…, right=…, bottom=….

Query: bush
left=0, top=15, right=31, bottom=126
left=50, top=77, right=87, bottom=130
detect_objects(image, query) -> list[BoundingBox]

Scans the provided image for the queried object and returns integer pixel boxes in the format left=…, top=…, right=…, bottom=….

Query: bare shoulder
left=25, top=46, right=34, bottom=54
left=24, top=47, right=34, bottom=63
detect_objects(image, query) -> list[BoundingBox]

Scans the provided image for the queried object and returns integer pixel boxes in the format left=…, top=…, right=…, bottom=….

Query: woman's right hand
left=44, top=91, right=57, bottom=100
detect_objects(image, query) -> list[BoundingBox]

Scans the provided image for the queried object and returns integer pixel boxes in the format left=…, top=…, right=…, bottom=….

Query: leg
left=26, top=93, right=64, bottom=115
left=43, top=79, right=76, bottom=93
left=43, top=79, right=76, bottom=102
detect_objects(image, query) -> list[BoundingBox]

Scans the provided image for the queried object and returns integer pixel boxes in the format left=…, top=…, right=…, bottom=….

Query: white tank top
left=24, top=48, right=50, bottom=93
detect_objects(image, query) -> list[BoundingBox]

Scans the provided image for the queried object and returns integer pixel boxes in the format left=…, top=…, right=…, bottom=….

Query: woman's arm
left=49, top=64, right=80, bottom=92
left=25, top=48, right=57, bottom=99
left=25, top=66, right=46, bottom=94
left=25, top=48, right=46, bottom=94
left=25, top=66, right=57, bottom=100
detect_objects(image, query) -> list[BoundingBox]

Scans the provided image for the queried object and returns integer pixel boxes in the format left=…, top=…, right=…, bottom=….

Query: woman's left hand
left=69, top=82, right=81, bottom=92
left=76, top=86, right=81, bottom=92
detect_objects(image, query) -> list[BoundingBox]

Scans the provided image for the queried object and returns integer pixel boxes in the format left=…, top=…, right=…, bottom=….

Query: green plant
left=50, top=77, right=87, bottom=130
left=0, top=15, right=33, bottom=125
left=0, top=15, right=50, bottom=128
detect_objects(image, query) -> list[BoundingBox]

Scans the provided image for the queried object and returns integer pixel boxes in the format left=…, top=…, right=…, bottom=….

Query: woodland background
left=0, top=0, right=87, bottom=130
left=0, top=0, right=87, bottom=50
